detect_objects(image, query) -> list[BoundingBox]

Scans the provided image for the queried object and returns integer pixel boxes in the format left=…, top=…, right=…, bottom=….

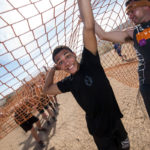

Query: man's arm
left=95, top=21, right=134, bottom=43
left=43, top=67, right=62, bottom=96
left=78, top=0, right=97, bottom=55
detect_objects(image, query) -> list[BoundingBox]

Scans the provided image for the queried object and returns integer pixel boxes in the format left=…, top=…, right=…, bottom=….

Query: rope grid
left=0, top=0, right=150, bottom=149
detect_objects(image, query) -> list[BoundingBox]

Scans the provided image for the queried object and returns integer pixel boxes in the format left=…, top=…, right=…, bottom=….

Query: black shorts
left=20, top=116, right=39, bottom=132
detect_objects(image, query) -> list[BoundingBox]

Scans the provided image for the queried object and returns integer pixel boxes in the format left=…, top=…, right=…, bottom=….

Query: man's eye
left=66, top=55, right=71, bottom=58
left=59, top=61, right=63, bottom=65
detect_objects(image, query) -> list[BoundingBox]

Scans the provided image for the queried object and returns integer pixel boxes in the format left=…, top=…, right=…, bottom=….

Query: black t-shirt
left=133, top=21, right=150, bottom=85
left=57, top=47, right=123, bottom=136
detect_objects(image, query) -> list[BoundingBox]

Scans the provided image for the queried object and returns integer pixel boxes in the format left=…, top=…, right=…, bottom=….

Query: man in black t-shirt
left=43, top=0, right=129, bottom=149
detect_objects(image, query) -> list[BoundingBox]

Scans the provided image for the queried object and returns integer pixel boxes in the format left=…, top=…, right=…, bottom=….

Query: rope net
left=0, top=0, right=149, bottom=149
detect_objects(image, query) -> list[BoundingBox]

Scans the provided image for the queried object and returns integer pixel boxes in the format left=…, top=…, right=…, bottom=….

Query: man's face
left=54, top=49, right=79, bottom=74
left=127, top=6, right=145, bottom=24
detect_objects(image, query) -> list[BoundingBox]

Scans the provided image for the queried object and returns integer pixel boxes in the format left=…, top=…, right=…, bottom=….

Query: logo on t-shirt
left=136, top=26, right=150, bottom=47
left=84, top=75, right=93, bottom=87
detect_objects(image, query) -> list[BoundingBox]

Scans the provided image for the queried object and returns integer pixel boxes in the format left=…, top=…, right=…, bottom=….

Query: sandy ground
left=0, top=77, right=150, bottom=150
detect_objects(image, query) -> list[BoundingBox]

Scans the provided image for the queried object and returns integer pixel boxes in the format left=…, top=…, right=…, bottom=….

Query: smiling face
left=127, top=7, right=146, bottom=25
left=126, top=0, right=150, bottom=25
left=54, top=49, right=79, bottom=74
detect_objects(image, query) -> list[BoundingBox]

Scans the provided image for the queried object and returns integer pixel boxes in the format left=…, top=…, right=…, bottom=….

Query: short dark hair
left=125, top=0, right=138, bottom=7
left=52, top=45, right=73, bottom=62
left=125, top=0, right=150, bottom=7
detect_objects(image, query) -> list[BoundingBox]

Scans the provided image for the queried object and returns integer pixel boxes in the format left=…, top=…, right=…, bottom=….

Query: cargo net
left=0, top=0, right=150, bottom=149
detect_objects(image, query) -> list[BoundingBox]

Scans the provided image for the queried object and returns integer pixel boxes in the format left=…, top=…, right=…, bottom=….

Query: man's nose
left=64, top=60, right=69, bottom=66
left=128, top=12, right=133, bottom=19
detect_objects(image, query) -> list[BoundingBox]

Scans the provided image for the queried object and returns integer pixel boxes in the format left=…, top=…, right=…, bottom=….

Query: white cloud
left=0, top=0, right=12, bottom=13
left=18, top=4, right=39, bottom=18
left=8, top=0, right=30, bottom=8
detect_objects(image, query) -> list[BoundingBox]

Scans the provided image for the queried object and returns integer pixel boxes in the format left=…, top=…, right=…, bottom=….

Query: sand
left=0, top=77, right=150, bottom=150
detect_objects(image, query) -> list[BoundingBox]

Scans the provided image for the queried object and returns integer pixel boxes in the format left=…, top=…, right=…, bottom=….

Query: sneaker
left=47, top=120, right=51, bottom=126
left=38, top=128, right=47, bottom=132
left=38, top=140, right=45, bottom=148
left=121, top=137, right=130, bottom=149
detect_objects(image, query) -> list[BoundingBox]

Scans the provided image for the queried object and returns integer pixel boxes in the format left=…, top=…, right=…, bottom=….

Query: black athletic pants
left=140, top=84, right=150, bottom=117
left=92, top=119, right=130, bottom=150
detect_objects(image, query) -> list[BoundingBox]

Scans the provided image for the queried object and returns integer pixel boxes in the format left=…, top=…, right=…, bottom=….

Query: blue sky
left=0, top=0, right=127, bottom=100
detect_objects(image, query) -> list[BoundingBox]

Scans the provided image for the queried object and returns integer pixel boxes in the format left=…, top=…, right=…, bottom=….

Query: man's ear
left=55, top=64, right=61, bottom=70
